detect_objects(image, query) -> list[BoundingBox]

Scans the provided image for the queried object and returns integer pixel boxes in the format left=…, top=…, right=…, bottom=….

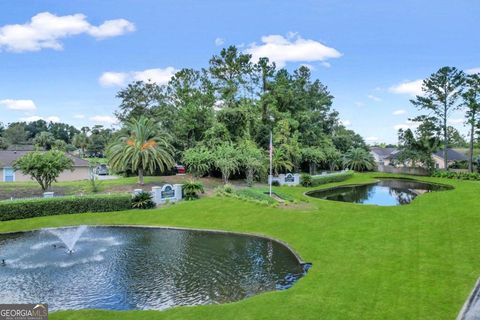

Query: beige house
left=370, top=147, right=468, bottom=170
left=0, top=151, right=91, bottom=182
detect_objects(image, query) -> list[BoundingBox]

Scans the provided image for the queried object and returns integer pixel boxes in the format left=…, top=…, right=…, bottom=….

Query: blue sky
left=0, top=0, right=479, bottom=144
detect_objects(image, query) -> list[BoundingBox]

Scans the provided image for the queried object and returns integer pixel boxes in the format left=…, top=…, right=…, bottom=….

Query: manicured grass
left=1, top=173, right=479, bottom=319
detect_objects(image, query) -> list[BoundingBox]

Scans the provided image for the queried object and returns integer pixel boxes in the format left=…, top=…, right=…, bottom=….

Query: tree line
left=396, top=67, right=480, bottom=172
left=106, top=46, right=374, bottom=184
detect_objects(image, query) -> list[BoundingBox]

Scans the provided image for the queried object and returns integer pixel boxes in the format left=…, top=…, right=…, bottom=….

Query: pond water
left=0, top=226, right=308, bottom=311
left=306, top=178, right=450, bottom=206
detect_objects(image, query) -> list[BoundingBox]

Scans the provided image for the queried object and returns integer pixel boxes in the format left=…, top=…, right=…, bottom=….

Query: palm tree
left=272, top=147, right=293, bottom=176
left=72, top=133, right=90, bottom=157
left=343, top=148, right=376, bottom=172
left=107, top=116, right=174, bottom=184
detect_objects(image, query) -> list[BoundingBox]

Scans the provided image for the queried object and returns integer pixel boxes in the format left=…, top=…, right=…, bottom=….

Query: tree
left=410, top=66, right=466, bottom=169
left=396, top=128, right=440, bottom=173
left=272, top=147, right=293, bottom=176
left=13, top=150, right=73, bottom=191
left=107, top=116, right=175, bottom=184
left=4, top=123, right=28, bottom=146
left=301, top=147, right=325, bottom=175
left=115, top=81, right=167, bottom=123
left=72, top=133, right=90, bottom=157
left=343, top=148, right=375, bottom=171
left=213, top=142, right=240, bottom=183
left=239, top=140, right=266, bottom=186
left=323, top=146, right=342, bottom=171
left=463, top=73, right=480, bottom=172
left=182, top=146, right=213, bottom=177
left=0, top=137, right=9, bottom=150
left=33, top=131, right=55, bottom=150
left=446, top=126, right=467, bottom=148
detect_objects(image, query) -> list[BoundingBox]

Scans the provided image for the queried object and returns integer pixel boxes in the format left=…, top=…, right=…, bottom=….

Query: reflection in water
left=306, top=179, right=449, bottom=206
left=0, top=227, right=308, bottom=311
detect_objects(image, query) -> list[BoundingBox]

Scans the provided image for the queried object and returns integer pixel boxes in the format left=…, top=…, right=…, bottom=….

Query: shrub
left=310, top=170, right=354, bottom=187
left=223, top=183, right=234, bottom=194
left=0, top=194, right=131, bottom=222
left=300, top=173, right=313, bottom=187
left=271, top=180, right=280, bottom=187
left=431, top=170, right=480, bottom=181
left=236, top=189, right=277, bottom=205
left=182, top=179, right=205, bottom=200
left=131, top=191, right=156, bottom=209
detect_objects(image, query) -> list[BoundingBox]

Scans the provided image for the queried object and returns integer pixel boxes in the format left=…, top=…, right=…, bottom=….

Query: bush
left=300, top=173, right=313, bottom=187
left=131, top=191, right=156, bottom=209
left=223, top=183, right=234, bottom=194
left=431, top=170, right=480, bottom=181
left=0, top=194, right=132, bottom=222
left=310, top=170, right=354, bottom=187
left=236, top=189, right=277, bottom=205
left=182, top=179, right=205, bottom=200
left=271, top=180, right=280, bottom=187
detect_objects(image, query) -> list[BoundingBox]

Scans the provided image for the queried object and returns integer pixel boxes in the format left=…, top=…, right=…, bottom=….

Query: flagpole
left=269, top=131, right=273, bottom=197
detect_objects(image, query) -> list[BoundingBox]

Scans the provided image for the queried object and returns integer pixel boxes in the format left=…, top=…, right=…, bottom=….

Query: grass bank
left=0, top=173, right=479, bottom=319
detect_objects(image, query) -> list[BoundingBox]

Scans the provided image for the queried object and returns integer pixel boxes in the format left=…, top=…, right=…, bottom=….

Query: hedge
left=431, top=170, right=480, bottom=181
left=0, top=194, right=132, bottom=221
left=310, top=170, right=354, bottom=187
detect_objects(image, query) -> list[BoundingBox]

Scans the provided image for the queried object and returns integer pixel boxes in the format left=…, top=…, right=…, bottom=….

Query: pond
left=306, top=178, right=450, bottom=206
left=0, top=226, right=309, bottom=311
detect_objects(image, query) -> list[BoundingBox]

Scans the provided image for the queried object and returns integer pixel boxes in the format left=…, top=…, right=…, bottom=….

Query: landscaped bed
left=0, top=172, right=479, bottom=319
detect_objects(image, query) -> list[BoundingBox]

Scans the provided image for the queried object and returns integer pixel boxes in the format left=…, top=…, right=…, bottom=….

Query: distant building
left=0, top=150, right=90, bottom=182
left=370, top=147, right=468, bottom=170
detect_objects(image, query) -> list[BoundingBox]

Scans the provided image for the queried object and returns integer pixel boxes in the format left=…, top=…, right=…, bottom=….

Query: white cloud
left=449, top=118, right=464, bottom=125
left=355, top=102, right=365, bottom=107
left=0, top=99, right=36, bottom=110
left=20, top=115, right=60, bottom=122
left=0, top=12, right=135, bottom=52
left=367, top=94, right=381, bottom=102
left=73, top=114, right=85, bottom=119
left=89, top=115, right=118, bottom=124
left=389, top=79, right=423, bottom=96
left=340, top=119, right=351, bottom=127
left=245, top=33, right=342, bottom=68
left=320, top=61, right=331, bottom=68
left=394, top=120, right=419, bottom=131
left=99, top=67, right=177, bottom=87
left=466, top=67, right=480, bottom=75
left=214, top=37, right=225, bottom=46
left=99, top=72, right=129, bottom=87
left=393, top=109, right=406, bottom=116
left=365, top=136, right=379, bottom=142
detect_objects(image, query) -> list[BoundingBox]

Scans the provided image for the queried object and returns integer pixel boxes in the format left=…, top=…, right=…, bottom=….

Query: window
left=3, top=167, right=15, bottom=182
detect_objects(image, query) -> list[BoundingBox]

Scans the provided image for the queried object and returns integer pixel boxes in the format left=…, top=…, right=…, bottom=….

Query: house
left=432, top=149, right=468, bottom=169
left=370, top=147, right=468, bottom=170
left=369, top=147, right=398, bottom=166
left=0, top=150, right=91, bottom=182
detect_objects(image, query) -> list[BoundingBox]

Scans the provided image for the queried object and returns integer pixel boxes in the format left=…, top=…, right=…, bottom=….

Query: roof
left=0, top=151, right=90, bottom=167
left=387, top=148, right=468, bottom=161
left=433, top=149, right=468, bottom=161
left=370, top=147, right=398, bottom=158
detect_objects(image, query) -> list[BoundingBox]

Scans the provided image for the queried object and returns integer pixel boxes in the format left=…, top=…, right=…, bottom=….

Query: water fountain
left=48, top=226, right=87, bottom=254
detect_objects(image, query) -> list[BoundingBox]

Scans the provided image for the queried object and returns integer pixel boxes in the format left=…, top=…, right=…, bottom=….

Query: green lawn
left=1, top=173, right=479, bottom=319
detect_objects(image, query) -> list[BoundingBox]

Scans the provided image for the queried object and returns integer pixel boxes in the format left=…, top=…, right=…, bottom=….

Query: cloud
left=466, top=67, right=480, bottom=75
left=99, top=72, right=129, bottom=87
left=365, top=136, right=379, bottom=142
left=245, top=33, right=342, bottom=67
left=20, top=115, right=60, bottom=122
left=99, top=67, right=177, bottom=87
left=367, top=94, right=381, bottom=102
left=389, top=79, right=423, bottom=96
left=0, top=12, right=135, bottom=52
left=0, top=99, right=36, bottom=110
left=355, top=102, right=365, bottom=107
left=214, top=37, right=225, bottom=46
left=394, top=120, right=419, bottom=131
left=340, top=119, right=351, bottom=127
left=73, top=114, right=85, bottom=119
left=449, top=118, right=464, bottom=125
left=89, top=115, right=118, bottom=124
left=392, top=109, right=406, bottom=116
